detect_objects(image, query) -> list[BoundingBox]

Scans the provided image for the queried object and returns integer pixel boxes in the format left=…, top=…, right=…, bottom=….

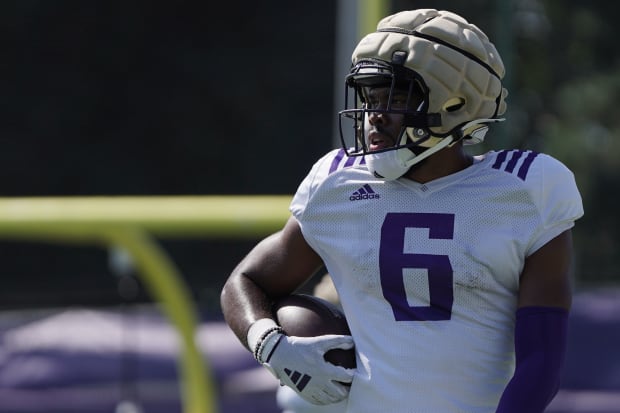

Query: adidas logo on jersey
left=350, top=184, right=380, bottom=201
left=283, top=368, right=312, bottom=391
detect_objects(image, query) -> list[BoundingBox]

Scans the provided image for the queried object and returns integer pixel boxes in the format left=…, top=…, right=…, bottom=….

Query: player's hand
left=264, top=334, right=355, bottom=405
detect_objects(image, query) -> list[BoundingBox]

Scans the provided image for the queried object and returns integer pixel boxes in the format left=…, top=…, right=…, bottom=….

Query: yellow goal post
left=0, top=195, right=292, bottom=413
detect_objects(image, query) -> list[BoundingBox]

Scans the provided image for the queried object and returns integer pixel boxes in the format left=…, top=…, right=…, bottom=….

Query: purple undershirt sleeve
left=496, top=306, right=569, bottom=413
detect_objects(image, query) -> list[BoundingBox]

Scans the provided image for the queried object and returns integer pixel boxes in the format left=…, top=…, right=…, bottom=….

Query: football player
left=221, top=9, right=583, bottom=413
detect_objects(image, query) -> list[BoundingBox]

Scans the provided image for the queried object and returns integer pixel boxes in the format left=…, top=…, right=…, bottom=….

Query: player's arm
left=221, top=215, right=324, bottom=348
left=220, top=215, right=355, bottom=405
left=496, top=229, right=574, bottom=413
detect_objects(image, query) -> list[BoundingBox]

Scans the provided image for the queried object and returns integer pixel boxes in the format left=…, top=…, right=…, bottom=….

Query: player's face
left=362, top=86, right=420, bottom=152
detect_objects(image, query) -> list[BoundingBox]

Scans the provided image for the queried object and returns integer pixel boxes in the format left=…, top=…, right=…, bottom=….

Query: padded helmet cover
left=352, top=9, right=507, bottom=141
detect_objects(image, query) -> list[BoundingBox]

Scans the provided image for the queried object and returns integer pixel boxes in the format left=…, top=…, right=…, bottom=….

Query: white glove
left=248, top=319, right=355, bottom=405
left=267, top=334, right=355, bottom=404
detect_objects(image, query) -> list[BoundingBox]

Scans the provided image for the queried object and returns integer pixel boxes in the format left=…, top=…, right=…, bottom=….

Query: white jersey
left=290, top=148, right=584, bottom=413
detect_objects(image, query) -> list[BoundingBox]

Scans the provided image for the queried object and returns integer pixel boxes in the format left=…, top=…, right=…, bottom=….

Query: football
left=273, top=294, right=356, bottom=369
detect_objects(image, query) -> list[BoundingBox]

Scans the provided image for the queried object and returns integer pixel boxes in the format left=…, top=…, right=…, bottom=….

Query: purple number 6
left=380, top=213, right=454, bottom=321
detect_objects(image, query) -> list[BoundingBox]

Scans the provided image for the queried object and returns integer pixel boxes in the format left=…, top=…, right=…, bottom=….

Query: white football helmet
left=338, top=9, right=508, bottom=180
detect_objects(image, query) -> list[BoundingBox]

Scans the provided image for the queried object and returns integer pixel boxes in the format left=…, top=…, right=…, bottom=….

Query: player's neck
left=403, top=143, right=473, bottom=184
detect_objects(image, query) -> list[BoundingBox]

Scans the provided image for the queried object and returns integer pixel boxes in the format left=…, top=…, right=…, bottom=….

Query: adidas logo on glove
left=284, top=368, right=312, bottom=391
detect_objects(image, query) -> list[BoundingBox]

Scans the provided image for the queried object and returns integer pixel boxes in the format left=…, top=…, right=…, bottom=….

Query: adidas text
left=350, top=184, right=380, bottom=201
left=350, top=193, right=380, bottom=201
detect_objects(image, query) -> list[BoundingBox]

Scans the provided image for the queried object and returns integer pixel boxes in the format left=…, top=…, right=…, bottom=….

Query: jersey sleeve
left=290, top=149, right=343, bottom=220
left=526, top=154, right=584, bottom=255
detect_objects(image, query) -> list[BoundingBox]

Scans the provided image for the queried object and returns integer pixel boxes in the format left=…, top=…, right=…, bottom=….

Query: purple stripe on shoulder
left=517, top=151, right=539, bottom=180
left=505, top=150, right=525, bottom=173
left=492, top=150, right=509, bottom=170
left=329, top=149, right=346, bottom=174
left=344, top=155, right=357, bottom=168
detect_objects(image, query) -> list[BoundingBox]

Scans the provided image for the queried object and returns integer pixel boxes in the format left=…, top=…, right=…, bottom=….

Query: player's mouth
left=367, top=129, right=394, bottom=151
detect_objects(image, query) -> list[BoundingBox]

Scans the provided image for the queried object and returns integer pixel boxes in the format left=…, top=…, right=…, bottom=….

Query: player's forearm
left=220, top=272, right=275, bottom=350
left=495, top=306, right=568, bottom=413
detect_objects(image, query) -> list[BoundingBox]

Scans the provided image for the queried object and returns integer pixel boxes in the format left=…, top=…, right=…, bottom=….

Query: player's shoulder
left=480, top=149, right=582, bottom=217
left=315, top=148, right=367, bottom=175
left=291, top=148, right=370, bottom=218
left=481, top=149, right=575, bottom=186
left=304, top=148, right=369, bottom=185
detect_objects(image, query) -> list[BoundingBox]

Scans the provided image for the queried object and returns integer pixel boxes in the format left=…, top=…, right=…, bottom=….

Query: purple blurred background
left=1, top=287, right=619, bottom=413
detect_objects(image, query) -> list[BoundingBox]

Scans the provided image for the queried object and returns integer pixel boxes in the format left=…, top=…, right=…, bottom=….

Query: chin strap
left=408, top=117, right=505, bottom=165
left=367, top=134, right=456, bottom=180
left=458, top=118, right=505, bottom=145
left=405, top=134, right=455, bottom=166
left=368, top=117, right=505, bottom=180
